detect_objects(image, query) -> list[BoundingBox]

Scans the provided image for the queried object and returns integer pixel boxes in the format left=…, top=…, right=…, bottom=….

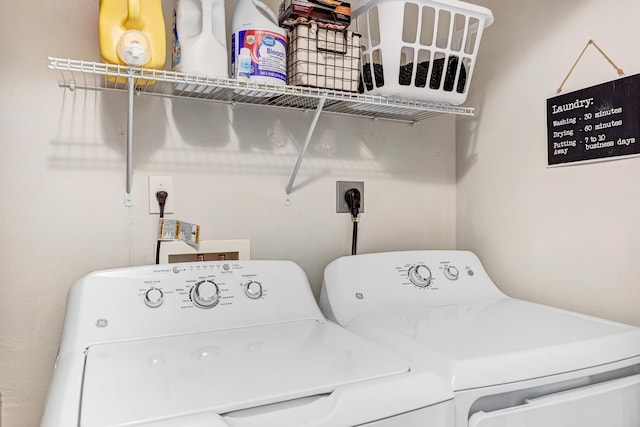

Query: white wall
left=457, top=0, right=640, bottom=326
left=0, top=1, right=456, bottom=425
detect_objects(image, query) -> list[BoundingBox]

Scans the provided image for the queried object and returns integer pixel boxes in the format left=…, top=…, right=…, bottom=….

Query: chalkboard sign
left=546, top=73, right=640, bottom=166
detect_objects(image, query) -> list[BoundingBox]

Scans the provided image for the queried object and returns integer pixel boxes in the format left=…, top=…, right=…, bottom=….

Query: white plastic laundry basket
left=353, top=0, right=493, bottom=104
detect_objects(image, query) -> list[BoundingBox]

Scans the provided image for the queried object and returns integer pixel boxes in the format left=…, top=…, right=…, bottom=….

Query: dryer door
left=469, top=375, right=640, bottom=427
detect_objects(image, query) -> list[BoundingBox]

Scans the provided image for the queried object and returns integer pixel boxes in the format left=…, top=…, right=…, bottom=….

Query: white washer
left=320, top=250, right=640, bottom=427
left=41, top=260, right=454, bottom=427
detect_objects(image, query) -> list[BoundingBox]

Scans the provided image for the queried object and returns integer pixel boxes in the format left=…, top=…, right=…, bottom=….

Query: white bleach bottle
left=172, top=0, right=228, bottom=78
left=231, top=0, right=287, bottom=85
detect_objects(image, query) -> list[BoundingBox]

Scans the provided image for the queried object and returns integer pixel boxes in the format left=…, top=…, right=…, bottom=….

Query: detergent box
left=279, top=0, right=351, bottom=30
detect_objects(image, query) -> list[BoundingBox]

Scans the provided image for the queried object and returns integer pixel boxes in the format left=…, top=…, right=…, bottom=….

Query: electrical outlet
left=149, top=176, right=174, bottom=214
left=336, top=181, right=364, bottom=213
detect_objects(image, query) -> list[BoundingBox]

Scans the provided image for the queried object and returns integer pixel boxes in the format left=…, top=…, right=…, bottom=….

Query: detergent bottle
left=172, top=0, right=228, bottom=78
left=99, top=0, right=166, bottom=69
left=231, top=0, right=287, bottom=85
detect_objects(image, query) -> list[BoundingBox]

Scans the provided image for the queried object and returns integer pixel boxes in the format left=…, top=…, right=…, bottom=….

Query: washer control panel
left=138, top=263, right=275, bottom=311
left=71, top=260, right=324, bottom=346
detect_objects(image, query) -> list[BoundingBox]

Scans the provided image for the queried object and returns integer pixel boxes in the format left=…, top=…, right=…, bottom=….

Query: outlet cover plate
left=336, top=181, right=364, bottom=213
left=149, top=176, right=174, bottom=214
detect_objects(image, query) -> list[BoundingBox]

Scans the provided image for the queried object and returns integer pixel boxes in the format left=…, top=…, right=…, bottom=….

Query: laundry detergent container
left=354, top=0, right=492, bottom=104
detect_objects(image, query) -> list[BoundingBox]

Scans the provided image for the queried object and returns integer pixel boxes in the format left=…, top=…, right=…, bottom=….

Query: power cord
left=155, top=190, right=168, bottom=264
left=345, top=188, right=361, bottom=255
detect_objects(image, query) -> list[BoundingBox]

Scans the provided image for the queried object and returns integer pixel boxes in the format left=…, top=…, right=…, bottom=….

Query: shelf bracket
left=124, top=74, right=134, bottom=207
left=285, top=96, right=327, bottom=203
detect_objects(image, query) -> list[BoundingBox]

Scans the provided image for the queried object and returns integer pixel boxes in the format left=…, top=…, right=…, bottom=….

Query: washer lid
left=79, top=320, right=409, bottom=427
left=349, top=299, right=640, bottom=390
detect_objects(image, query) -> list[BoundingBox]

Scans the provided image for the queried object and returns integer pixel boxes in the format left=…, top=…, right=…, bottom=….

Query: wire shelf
left=48, top=57, right=474, bottom=123
left=48, top=57, right=475, bottom=204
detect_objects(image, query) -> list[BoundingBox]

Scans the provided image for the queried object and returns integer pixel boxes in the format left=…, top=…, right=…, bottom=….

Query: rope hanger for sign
left=556, top=39, right=625, bottom=93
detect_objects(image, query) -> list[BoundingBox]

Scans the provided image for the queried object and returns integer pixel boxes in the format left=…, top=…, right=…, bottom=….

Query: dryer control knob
left=444, top=265, right=459, bottom=280
left=144, top=287, right=164, bottom=308
left=408, top=265, right=432, bottom=287
left=192, top=280, right=220, bottom=308
left=244, top=281, right=263, bottom=299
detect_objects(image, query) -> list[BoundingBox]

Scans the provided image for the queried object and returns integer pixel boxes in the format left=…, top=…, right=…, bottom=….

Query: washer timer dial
left=408, top=265, right=432, bottom=288
left=191, top=280, right=220, bottom=309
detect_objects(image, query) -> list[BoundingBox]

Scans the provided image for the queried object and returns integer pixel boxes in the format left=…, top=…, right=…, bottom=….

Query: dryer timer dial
left=408, top=265, right=432, bottom=287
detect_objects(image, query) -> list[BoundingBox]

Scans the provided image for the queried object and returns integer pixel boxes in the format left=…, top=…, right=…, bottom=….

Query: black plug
left=345, top=188, right=361, bottom=220
left=345, top=188, right=361, bottom=256
left=156, top=190, right=168, bottom=218
left=155, top=190, right=169, bottom=265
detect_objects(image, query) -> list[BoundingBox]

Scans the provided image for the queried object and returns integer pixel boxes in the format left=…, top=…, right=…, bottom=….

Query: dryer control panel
left=320, top=250, right=507, bottom=326
left=401, top=259, right=469, bottom=290
left=60, top=260, right=324, bottom=353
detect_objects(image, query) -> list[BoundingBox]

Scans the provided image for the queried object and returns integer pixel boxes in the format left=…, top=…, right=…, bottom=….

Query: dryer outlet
left=336, top=181, right=364, bottom=213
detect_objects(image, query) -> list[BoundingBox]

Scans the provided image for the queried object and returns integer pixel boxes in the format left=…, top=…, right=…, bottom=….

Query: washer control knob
left=144, top=287, right=164, bottom=308
left=444, top=265, right=459, bottom=280
left=408, top=265, right=432, bottom=288
left=245, top=281, right=263, bottom=299
left=192, top=280, right=220, bottom=308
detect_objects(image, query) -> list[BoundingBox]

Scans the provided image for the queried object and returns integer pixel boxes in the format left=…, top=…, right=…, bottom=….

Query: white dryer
left=41, top=260, right=454, bottom=427
left=320, top=250, right=640, bottom=427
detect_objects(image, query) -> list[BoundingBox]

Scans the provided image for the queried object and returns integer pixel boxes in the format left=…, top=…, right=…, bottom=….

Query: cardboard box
left=279, top=0, right=351, bottom=30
